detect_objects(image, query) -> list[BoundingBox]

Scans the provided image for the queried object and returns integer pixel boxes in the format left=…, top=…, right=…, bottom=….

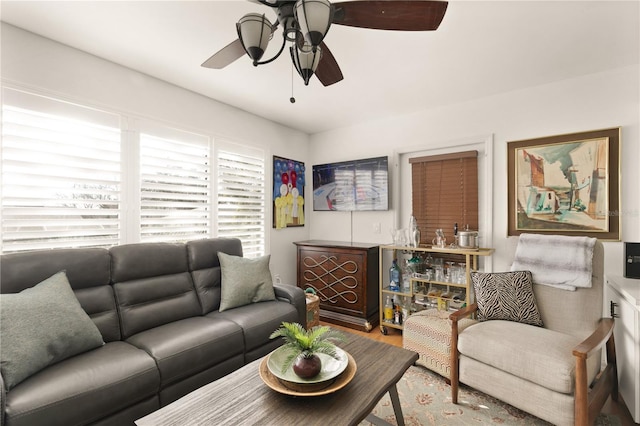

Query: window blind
left=410, top=151, right=479, bottom=246
left=2, top=88, right=268, bottom=254
left=1, top=89, right=121, bottom=252
left=139, top=132, right=211, bottom=242
left=216, top=149, right=265, bottom=258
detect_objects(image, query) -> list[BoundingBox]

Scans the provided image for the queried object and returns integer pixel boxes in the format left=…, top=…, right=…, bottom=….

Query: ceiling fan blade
left=332, top=0, right=448, bottom=31
left=315, top=42, right=344, bottom=86
left=201, top=39, right=245, bottom=69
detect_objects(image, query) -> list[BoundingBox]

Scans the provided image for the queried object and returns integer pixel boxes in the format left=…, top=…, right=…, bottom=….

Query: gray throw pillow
left=471, top=270, right=544, bottom=327
left=218, top=252, right=276, bottom=312
left=0, top=271, right=104, bottom=390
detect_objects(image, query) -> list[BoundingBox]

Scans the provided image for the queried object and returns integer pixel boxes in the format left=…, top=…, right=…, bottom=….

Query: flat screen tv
left=312, top=156, right=389, bottom=211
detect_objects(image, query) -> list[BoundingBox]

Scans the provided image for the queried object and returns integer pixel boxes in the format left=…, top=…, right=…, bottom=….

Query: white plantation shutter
left=1, top=88, right=267, bottom=253
left=216, top=147, right=265, bottom=258
left=139, top=130, right=211, bottom=242
left=1, top=88, right=121, bottom=252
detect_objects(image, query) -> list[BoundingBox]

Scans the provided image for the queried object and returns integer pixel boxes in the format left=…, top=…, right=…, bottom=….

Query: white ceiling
left=1, top=0, right=638, bottom=134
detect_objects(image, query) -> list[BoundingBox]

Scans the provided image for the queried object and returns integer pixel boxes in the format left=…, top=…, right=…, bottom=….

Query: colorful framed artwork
left=273, top=156, right=305, bottom=229
left=507, top=127, right=620, bottom=240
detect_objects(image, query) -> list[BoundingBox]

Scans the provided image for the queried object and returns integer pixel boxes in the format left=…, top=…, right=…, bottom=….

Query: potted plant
left=270, top=322, right=345, bottom=379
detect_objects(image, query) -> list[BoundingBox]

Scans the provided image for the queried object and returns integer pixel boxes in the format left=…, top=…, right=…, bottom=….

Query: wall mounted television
left=312, top=156, right=389, bottom=211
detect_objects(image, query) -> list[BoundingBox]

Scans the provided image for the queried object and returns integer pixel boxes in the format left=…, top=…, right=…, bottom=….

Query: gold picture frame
left=507, top=128, right=620, bottom=240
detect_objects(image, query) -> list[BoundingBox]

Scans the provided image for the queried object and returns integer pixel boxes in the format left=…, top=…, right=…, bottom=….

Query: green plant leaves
left=269, top=322, right=346, bottom=373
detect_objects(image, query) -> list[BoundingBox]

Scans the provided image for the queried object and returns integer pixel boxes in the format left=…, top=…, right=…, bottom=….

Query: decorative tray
left=259, top=348, right=357, bottom=396
left=267, top=346, right=349, bottom=384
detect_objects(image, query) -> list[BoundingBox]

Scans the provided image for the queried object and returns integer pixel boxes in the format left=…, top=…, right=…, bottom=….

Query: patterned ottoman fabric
left=402, top=309, right=478, bottom=379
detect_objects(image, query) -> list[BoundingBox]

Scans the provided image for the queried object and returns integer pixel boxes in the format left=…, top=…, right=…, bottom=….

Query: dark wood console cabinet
left=294, top=240, right=379, bottom=332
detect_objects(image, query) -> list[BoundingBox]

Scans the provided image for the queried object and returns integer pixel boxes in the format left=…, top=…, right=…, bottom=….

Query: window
left=1, top=88, right=267, bottom=254
left=216, top=146, right=265, bottom=258
left=139, top=129, right=211, bottom=243
left=1, top=88, right=121, bottom=252
left=410, top=151, right=479, bottom=245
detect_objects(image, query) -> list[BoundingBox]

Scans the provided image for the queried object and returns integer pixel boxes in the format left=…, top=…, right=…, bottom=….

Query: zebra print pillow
left=471, top=270, right=543, bottom=326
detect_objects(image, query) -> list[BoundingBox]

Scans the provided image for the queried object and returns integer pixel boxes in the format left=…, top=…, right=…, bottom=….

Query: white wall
left=309, top=65, right=640, bottom=276
left=0, top=23, right=311, bottom=285
left=3, top=23, right=639, bottom=282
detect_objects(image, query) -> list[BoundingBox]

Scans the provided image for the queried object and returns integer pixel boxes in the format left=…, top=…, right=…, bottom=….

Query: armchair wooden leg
left=574, top=353, right=588, bottom=426
left=451, top=374, right=459, bottom=404
left=448, top=304, right=476, bottom=405
left=606, top=333, right=618, bottom=402
left=450, top=319, right=460, bottom=404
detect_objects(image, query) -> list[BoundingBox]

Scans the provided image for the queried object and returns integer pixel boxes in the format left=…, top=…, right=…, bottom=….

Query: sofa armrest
left=273, top=283, right=307, bottom=327
left=572, top=317, right=614, bottom=359
left=449, top=303, right=478, bottom=324
left=573, top=318, right=617, bottom=426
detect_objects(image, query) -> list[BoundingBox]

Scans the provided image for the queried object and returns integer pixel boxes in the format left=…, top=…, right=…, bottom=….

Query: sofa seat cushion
left=209, top=300, right=299, bottom=353
left=4, top=341, right=159, bottom=426
left=126, top=316, right=243, bottom=387
left=458, top=320, right=600, bottom=394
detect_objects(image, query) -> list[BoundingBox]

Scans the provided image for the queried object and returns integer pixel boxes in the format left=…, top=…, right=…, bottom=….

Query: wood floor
left=322, top=321, right=637, bottom=426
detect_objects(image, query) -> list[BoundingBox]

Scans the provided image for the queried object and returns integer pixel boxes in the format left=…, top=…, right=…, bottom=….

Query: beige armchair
left=450, top=241, right=617, bottom=426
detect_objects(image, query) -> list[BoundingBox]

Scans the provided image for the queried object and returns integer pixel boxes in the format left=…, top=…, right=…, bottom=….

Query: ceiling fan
left=201, top=0, right=448, bottom=88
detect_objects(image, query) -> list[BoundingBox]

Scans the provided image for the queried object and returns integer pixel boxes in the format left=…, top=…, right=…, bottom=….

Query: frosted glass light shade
left=294, top=0, right=332, bottom=48
left=291, top=43, right=322, bottom=85
left=236, top=13, right=273, bottom=62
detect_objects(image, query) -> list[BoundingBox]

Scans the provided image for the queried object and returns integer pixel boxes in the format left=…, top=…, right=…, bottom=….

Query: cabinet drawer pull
left=609, top=301, right=620, bottom=318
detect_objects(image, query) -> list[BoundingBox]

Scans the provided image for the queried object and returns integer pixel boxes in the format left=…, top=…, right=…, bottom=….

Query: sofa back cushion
left=532, top=241, right=604, bottom=340
left=186, top=238, right=243, bottom=314
left=110, top=242, right=201, bottom=338
left=0, top=248, right=120, bottom=342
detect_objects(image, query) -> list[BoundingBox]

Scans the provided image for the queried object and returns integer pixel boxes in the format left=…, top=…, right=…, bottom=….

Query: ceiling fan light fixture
left=236, top=13, right=273, bottom=63
left=294, top=0, right=333, bottom=48
left=291, top=42, right=322, bottom=86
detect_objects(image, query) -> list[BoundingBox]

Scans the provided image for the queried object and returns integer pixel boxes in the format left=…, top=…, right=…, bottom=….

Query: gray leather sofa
left=0, top=238, right=306, bottom=426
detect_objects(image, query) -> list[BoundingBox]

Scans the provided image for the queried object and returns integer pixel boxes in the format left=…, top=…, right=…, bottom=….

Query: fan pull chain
left=290, top=60, right=296, bottom=103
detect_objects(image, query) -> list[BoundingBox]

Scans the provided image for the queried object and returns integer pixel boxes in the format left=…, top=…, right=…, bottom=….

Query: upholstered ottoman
left=403, top=309, right=477, bottom=379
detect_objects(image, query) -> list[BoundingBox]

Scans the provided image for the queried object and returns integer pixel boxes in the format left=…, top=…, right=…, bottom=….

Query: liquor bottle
left=383, top=295, right=394, bottom=322
left=394, top=304, right=401, bottom=325
left=389, top=259, right=401, bottom=291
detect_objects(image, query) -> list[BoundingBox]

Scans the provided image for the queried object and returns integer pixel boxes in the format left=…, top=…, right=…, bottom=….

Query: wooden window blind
left=410, top=151, right=479, bottom=246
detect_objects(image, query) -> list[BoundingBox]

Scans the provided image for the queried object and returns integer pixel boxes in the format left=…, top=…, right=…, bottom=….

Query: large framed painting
left=273, top=156, right=305, bottom=229
left=507, top=128, right=620, bottom=240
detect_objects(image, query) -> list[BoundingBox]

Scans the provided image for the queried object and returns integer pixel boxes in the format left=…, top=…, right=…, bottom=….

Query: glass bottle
left=394, top=302, right=402, bottom=325
left=409, top=215, right=421, bottom=248
left=401, top=296, right=410, bottom=322
left=389, top=259, right=401, bottom=291
left=384, top=295, right=394, bottom=322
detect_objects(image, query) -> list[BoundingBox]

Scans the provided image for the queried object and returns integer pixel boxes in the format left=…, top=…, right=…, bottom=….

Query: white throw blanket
left=510, top=233, right=596, bottom=291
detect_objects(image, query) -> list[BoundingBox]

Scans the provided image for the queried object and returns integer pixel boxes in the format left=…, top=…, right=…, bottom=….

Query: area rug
left=360, top=365, right=621, bottom=426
